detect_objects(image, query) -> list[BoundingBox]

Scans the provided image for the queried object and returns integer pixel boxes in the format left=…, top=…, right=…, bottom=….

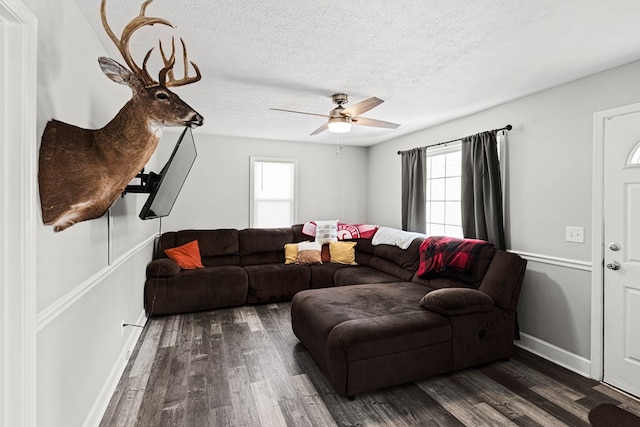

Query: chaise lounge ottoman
left=291, top=249, right=527, bottom=397
left=291, top=281, right=453, bottom=397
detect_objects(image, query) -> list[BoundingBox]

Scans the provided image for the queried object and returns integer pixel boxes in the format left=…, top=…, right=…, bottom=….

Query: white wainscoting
left=82, top=308, right=146, bottom=427
left=510, top=249, right=594, bottom=378
left=36, top=234, right=155, bottom=427
left=36, top=234, right=156, bottom=331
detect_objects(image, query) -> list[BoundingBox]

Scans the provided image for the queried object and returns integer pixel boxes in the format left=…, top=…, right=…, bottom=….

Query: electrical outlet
left=565, top=226, right=584, bottom=243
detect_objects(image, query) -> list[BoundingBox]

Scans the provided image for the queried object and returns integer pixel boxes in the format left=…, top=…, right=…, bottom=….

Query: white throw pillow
left=315, top=220, right=338, bottom=244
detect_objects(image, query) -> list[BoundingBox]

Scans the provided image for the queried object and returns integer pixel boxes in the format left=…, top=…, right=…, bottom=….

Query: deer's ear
left=98, top=57, right=144, bottom=89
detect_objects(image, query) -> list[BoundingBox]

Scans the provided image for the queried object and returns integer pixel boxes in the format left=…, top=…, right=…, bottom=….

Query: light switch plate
left=565, top=226, right=584, bottom=243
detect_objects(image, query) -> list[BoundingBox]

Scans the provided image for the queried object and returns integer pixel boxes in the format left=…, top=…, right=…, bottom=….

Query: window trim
left=249, top=156, right=298, bottom=228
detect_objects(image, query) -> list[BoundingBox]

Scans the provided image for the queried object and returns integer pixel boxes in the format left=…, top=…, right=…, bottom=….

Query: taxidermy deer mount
left=38, top=0, right=203, bottom=232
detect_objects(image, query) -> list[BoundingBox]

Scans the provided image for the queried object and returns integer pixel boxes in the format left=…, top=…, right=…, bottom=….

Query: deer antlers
left=100, top=0, right=201, bottom=88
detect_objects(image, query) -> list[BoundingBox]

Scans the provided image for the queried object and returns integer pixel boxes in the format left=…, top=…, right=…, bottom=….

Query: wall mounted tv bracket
left=122, top=169, right=161, bottom=195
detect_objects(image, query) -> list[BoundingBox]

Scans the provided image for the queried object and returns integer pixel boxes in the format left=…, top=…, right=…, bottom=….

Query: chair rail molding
left=36, top=234, right=157, bottom=332
left=508, top=250, right=592, bottom=272
left=0, top=1, right=38, bottom=427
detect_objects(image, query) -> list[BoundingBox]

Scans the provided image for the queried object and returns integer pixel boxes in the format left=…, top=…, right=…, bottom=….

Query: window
left=250, top=157, right=297, bottom=228
left=629, top=141, right=640, bottom=165
left=426, top=142, right=463, bottom=238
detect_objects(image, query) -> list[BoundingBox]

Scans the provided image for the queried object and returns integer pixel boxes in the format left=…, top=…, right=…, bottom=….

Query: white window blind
left=426, top=142, right=463, bottom=238
left=250, top=157, right=297, bottom=228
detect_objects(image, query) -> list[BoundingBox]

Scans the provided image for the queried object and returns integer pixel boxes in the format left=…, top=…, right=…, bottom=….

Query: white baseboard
left=515, top=332, right=592, bottom=378
left=82, top=309, right=147, bottom=427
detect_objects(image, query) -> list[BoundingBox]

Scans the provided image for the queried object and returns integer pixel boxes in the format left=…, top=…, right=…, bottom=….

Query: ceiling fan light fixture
left=328, top=116, right=352, bottom=133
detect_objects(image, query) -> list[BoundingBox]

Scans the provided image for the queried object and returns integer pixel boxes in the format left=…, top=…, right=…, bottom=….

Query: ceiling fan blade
left=270, top=108, right=329, bottom=118
left=310, top=122, right=329, bottom=135
left=352, top=117, right=400, bottom=129
left=341, top=97, right=384, bottom=117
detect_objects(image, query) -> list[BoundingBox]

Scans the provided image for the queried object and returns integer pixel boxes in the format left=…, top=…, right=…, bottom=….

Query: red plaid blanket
left=417, top=236, right=491, bottom=277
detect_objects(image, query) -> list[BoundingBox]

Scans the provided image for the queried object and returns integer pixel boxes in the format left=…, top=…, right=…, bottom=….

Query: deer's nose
left=192, top=114, right=204, bottom=127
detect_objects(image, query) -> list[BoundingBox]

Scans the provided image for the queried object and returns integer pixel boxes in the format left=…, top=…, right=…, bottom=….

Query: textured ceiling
left=75, top=0, right=640, bottom=146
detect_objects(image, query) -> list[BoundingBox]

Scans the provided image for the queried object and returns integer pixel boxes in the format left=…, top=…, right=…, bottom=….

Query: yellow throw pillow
left=329, top=241, right=358, bottom=265
left=284, top=243, right=299, bottom=264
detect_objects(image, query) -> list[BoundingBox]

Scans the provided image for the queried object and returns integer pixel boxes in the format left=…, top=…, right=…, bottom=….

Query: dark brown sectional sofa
left=144, top=224, right=424, bottom=315
left=144, top=224, right=527, bottom=398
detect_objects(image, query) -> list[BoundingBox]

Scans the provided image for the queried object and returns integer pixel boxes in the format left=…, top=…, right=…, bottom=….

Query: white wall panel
left=37, top=245, right=150, bottom=427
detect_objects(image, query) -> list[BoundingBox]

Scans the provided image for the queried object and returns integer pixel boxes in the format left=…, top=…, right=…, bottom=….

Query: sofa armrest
left=146, top=258, right=181, bottom=278
left=419, top=288, right=494, bottom=315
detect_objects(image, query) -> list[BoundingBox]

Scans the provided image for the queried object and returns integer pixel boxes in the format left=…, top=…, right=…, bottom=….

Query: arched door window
left=629, top=142, right=640, bottom=165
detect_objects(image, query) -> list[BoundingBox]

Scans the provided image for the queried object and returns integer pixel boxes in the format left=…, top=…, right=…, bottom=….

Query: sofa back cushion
left=478, top=250, right=527, bottom=308
left=412, top=244, right=496, bottom=289
left=239, top=227, right=294, bottom=265
left=352, top=237, right=424, bottom=281
left=157, top=229, right=240, bottom=267
left=373, top=237, right=424, bottom=270
left=292, top=224, right=308, bottom=242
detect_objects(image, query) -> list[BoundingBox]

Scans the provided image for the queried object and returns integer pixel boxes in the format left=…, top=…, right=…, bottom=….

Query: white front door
left=603, top=109, right=640, bottom=397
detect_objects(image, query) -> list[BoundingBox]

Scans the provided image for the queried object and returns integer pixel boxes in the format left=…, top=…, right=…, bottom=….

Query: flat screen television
left=138, top=127, right=197, bottom=220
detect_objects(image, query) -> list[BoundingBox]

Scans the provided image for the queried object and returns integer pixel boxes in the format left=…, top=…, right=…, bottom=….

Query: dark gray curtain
left=400, top=147, right=427, bottom=233
left=461, top=131, right=506, bottom=250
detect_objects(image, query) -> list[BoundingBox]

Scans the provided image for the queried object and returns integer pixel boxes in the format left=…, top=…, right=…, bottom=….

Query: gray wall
left=158, top=132, right=369, bottom=231
left=368, top=59, right=640, bottom=369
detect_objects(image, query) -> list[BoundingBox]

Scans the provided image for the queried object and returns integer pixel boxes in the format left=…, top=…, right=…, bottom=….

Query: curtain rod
left=396, top=124, right=512, bottom=155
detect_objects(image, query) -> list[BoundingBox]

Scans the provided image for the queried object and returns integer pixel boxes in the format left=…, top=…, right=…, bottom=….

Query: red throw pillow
left=164, top=240, right=205, bottom=269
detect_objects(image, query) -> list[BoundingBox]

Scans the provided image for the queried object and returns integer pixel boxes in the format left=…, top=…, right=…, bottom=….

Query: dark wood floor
left=100, top=302, right=640, bottom=426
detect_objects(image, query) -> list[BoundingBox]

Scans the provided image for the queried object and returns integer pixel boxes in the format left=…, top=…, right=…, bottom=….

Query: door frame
left=0, top=1, right=38, bottom=426
left=591, top=101, right=640, bottom=382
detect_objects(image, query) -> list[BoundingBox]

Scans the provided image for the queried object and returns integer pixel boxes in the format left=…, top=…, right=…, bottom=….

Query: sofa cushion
left=244, top=264, right=311, bottom=303
left=413, top=276, right=475, bottom=291
left=146, top=258, right=181, bottom=278
left=173, top=229, right=240, bottom=267
left=367, top=257, right=416, bottom=282
left=334, top=266, right=401, bottom=286
left=373, top=238, right=424, bottom=271
left=145, top=266, right=248, bottom=315
left=291, top=281, right=451, bottom=366
left=420, top=288, right=494, bottom=315
left=351, top=238, right=374, bottom=255
left=156, top=231, right=178, bottom=258
left=309, top=263, right=350, bottom=289
left=478, top=250, right=527, bottom=308
left=292, top=224, right=308, bottom=242
left=239, top=228, right=293, bottom=265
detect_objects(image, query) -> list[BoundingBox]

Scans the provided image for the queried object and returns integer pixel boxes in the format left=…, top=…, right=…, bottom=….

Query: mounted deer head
left=38, top=0, right=203, bottom=232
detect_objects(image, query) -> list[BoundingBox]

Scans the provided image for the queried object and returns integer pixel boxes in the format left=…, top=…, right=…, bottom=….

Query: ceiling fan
left=271, top=93, right=401, bottom=135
